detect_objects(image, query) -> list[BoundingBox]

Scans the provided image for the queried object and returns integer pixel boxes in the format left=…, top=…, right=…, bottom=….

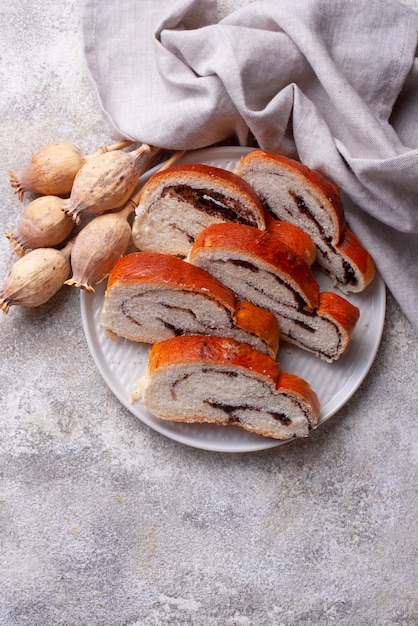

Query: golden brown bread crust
left=107, top=251, right=237, bottom=309
left=235, top=149, right=346, bottom=241
left=276, top=371, right=321, bottom=420
left=137, top=162, right=267, bottom=229
left=190, top=222, right=320, bottom=310
left=147, top=335, right=281, bottom=382
left=265, top=212, right=317, bottom=266
left=317, top=291, right=360, bottom=339
left=333, top=227, right=375, bottom=290
left=233, top=300, right=280, bottom=359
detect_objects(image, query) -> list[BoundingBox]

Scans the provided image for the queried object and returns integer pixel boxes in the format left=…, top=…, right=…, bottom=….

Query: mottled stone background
left=0, top=1, right=416, bottom=625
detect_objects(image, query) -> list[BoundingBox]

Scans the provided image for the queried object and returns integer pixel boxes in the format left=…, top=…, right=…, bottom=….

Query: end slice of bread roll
left=134, top=335, right=320, bottom=440
left=265, top=212, right=317, bottom=266
left=131, top=163, right=267, bottom=257
left=189, top=223, right=360, bottom=362
left=235, top=149, right=375, bottom=293
left=329, top=226, right=376, bottom=293
left=100, top=251, right=279, bottom=358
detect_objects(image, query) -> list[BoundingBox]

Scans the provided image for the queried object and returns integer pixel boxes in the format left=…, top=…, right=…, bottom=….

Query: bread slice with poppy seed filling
left=133, top=335, right=320, bottom=440
left=100, top=251, right=279, bottom=358
left=188, top=223, right=359, bottom=362
left=235, top=149, right=375, bottom=293
left=131, top=163, right=267, bottom=257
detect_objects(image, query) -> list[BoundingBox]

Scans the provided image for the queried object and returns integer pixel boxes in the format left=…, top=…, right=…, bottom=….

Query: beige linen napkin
left=82, top=0, right=418, bottom=330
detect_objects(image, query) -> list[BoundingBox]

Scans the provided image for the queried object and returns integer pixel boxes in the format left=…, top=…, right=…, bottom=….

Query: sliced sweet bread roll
left=131, top=163, right=266, bottom=257
left=188, top=223, right=360, bottom=362
left=100, top=251, right=279, bottom=358
left=133, top=335, right=320, bottom=440
left=235, top=149, right=375, bottom=293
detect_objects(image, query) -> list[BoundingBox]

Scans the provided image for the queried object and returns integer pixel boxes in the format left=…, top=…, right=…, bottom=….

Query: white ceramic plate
left=80, top=146, right=386, bottom=453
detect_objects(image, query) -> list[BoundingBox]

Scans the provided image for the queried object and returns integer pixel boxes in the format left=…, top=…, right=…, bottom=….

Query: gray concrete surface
left=0, top=1, right=417, bottom=625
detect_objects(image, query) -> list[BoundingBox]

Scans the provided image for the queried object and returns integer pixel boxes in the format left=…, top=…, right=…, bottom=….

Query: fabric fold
left=82, top=0, right=418, bottom=330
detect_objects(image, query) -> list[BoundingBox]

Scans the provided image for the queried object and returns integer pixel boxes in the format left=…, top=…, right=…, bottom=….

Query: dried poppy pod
left=0, top=240, right=73, bottom=314
left=4, top=195, right=74, bottom=256
left=61, top=143, right=151, bottom=225
left=65, top=203, right=134, bottom=293
left=8, top=139, right=135, bottom=201
left=64, top=149, right=187, bottom=293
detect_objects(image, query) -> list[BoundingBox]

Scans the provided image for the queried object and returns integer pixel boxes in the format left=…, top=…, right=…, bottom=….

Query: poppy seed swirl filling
left=161, top=185, right=259, bottom=227
left=114, top=289, right=273, bottom=355
left=122, top=297, right=200, bottom=331
left=120, top=291, right=231, bottom=335
left=165, top=368, right=316, bottom=436
left=132, top=175, right=265, bottom=258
